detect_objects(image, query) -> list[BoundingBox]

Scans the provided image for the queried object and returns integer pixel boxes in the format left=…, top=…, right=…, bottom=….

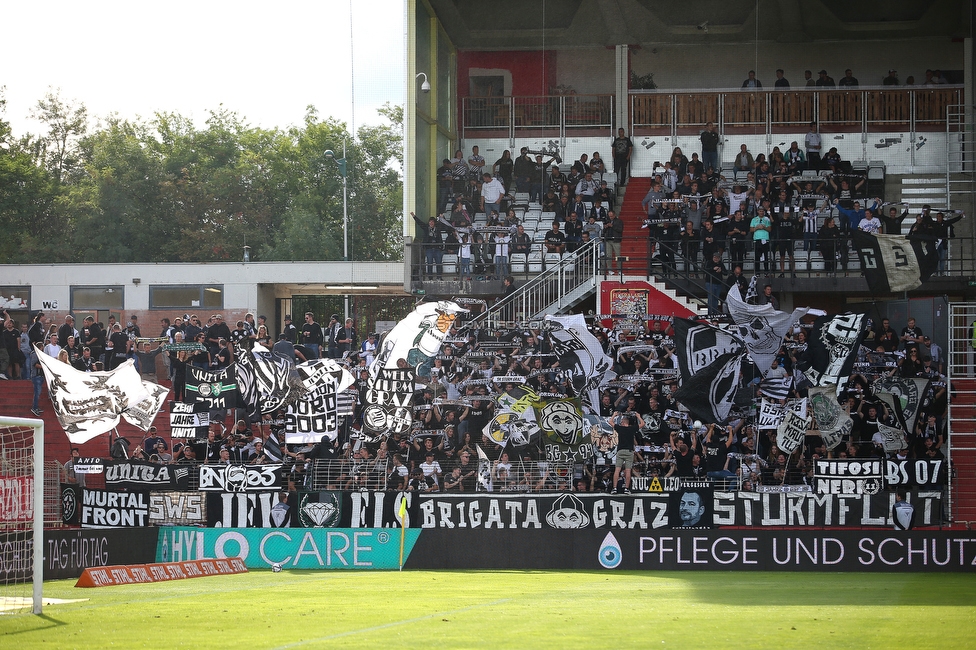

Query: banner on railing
left=713, top=490, right=943, bottom=527
left=106, top=460, right=192, bottom=491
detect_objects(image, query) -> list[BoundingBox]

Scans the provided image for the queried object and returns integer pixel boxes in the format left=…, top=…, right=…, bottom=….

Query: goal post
left=0, top=417, right=44, bottom=615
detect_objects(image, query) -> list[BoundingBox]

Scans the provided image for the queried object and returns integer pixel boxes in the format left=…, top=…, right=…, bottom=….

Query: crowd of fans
left=19, top=300, right=949, bottom=495
left=417, top=120, right=962, bottom=298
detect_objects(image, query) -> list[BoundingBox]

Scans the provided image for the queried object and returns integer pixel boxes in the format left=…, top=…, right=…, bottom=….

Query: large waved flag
left=673, top=351, right=743, bottom=424
left=544, top=314, right=613, bottom=411
left=801, top=313, right=867, bottom=391
left=284, top=358, right=356, bottom=444
left=369, top=300, right=468, bottom=379
left=852, top=231, right=936, bottom=294
left=35, top=350, right=151, bottom=444
left=725, top=285, right=812, bottom=376
left=807, top=386, right=852, bottom=450
left=237, top=343, right=293, bottom=420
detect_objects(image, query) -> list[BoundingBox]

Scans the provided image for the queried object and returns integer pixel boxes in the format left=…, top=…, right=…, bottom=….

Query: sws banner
left=157, top=527, right=422, bottom=570
left=149, top=492, right=207, bottom=526
left=712, top=490, right=944, bottom=527
left=44, top=528, right=160, bottom=580
left=105, top=461, right=192, bottom=491
left=403, top=529, right=976, bottom=572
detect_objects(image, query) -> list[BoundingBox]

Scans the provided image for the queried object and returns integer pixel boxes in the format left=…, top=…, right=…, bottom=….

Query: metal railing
left=947, top=303, right=976, bottom=524
left=631, top=86, right=963, bottom=136
left=461, top=95, right=614, bottom=140
left=474, top=239, right=603, bottom=329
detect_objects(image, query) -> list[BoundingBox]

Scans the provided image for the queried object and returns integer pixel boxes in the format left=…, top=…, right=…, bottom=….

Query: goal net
left=0, top=418, right=44, bottom=615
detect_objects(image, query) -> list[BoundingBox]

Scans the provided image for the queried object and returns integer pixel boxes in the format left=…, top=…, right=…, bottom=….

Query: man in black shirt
left=282, top=314, right=298, bottom=343
left=301, top=312, right=324, bottom=359
left=611, top=127, right=634, bottom=186
left=544, top=221, right=566, bottom=254
left=610, top=411, right=644, bottom=494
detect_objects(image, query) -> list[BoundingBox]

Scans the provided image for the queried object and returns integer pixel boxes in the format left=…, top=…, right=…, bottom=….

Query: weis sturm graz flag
left=802, top=313, right=866, bottom=390
left=285, top=358, right=355, bottom=444
left=185, top=366, right=238, bottom=411
left=363, top=368, right=416, bottom=437
left=35, top=350, right=150, bottom=444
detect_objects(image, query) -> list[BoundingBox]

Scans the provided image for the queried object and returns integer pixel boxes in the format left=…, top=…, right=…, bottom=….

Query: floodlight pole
left=325, top=141, right=350, bottom=321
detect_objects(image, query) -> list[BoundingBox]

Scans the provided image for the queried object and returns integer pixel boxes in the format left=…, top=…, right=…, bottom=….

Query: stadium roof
left=427, top=0, right=969, bottom=49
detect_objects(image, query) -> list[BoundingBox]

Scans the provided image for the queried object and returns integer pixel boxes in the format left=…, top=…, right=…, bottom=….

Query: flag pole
left=398, top=492, right=408, bottom=571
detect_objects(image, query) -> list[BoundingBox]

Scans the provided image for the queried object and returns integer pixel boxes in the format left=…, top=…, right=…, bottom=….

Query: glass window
left=150, top=285, right=223, bottom=309
left=0, top=286, right=30, bottom=312
left=71, top=286, right=124, bottom=310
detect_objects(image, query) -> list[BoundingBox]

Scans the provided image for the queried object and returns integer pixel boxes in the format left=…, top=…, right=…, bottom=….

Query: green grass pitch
left=3, top=570, right=976, bottom=648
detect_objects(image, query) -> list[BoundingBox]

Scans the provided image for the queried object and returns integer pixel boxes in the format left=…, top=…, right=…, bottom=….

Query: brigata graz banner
left=417, top=493, right=677, bottom=530
left=157, top=527, right=422, bottom=570
left=404, top=529, right=976, bottom=572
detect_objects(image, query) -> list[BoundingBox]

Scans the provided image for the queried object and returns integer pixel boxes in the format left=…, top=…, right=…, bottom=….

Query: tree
left=28, top=88, right=89, bottom=183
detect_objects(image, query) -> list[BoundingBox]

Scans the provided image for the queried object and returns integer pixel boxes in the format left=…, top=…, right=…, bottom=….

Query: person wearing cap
left=816, top=69, right=835, bottom=87
left=206, top=314, right=231, bottom=356
left=326, top=313, right=341, bottom=359
left=883, top=69, right=899, bottom=86
left=419, top=450, right=443, bottom=488
left=282, top=314, right=297, bottom=344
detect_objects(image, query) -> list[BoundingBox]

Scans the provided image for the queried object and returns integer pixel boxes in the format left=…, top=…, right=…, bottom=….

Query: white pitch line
left=271, top=598, right=511, bottom=648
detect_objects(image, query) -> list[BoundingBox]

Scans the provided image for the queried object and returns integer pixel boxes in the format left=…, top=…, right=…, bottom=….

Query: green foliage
left=0, top=91, right=404, bottom=264
left=630, top=71, right=658, bottom=90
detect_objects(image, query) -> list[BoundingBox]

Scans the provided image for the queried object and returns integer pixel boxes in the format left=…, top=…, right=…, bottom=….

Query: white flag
left=725, top=285, right=811, bottom=376
left=35, top=350, right=150, bottom=444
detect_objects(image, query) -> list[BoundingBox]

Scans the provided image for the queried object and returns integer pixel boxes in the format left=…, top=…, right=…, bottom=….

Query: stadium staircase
left=618, top=177, right=653, bottom=275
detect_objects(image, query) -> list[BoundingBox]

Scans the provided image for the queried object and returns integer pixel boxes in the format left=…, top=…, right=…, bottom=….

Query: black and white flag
left=872, top=377, right=931, bottom=435
left=284, top=359, right=355, bottom=444
left=673, top=352, right=742, bottom=424
left=801, top=313, right=866, bottom=390
left=186, top=366, right=238, bottom=411
left=35, top=351, right=152, bottom=444
left=672, top=318, right=743, bottom=378
left=725, top=285, right=813, bottom=376
left=236, top=343, right=292, bottom=420
left=853, top=232, right=936, bottom=294
left=759, top=376, right=792, bottom=401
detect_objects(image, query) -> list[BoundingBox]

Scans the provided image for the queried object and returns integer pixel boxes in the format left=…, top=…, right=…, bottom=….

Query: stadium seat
left=528, top=251, right=544, bottom=273
left=545, top=252, right=562, bottom=269
left=442, top=254, right=458, bottom=274
left=510, top=253, right=527, bottom=273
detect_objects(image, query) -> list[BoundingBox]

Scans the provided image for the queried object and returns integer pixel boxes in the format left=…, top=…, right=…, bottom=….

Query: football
left=271, top=563, right=282, bottom=573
